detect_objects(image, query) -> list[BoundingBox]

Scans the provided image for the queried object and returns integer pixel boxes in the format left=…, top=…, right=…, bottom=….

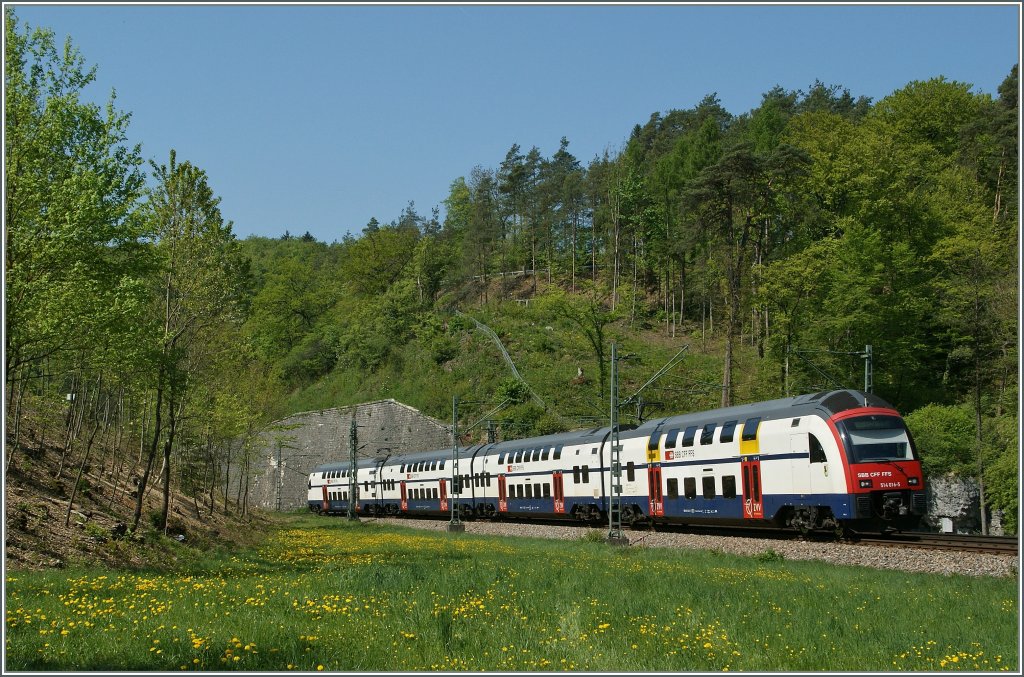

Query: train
left=307, top=389, right=926, bottom=535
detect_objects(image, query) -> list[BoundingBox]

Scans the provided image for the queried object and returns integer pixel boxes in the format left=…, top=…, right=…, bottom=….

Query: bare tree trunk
left=6, top=364, right=29, bottom=472
left=65, top=379, right=103, bottom=526
left=132, top=380, right=163, bottom=533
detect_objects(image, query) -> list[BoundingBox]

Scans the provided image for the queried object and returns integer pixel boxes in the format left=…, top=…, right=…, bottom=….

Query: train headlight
left=859, top=479, right=873, bottom=488
left=908, top=477, right=919, bottom=486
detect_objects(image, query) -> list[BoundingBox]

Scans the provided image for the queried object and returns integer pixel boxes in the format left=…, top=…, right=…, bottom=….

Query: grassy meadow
left=4, top=513, right=1018, bottom=672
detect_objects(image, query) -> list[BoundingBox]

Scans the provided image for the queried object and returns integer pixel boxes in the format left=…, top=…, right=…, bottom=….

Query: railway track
left=852, top=531, right=1019, bottom=556
left=362, top=513, right=1018, bottom=556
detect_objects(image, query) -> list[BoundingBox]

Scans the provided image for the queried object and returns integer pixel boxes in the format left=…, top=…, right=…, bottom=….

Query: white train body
left=308, top=390, right=925, bottom=533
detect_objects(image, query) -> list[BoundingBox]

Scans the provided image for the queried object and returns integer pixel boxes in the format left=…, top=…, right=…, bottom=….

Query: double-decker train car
left=307, top=389, right=926, bottom=534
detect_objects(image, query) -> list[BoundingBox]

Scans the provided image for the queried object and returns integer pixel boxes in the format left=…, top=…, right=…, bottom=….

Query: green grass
left=5, top=513, right=1018, bottom=671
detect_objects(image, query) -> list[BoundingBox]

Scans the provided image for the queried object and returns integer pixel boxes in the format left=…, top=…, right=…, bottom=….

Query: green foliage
left=755, top=548, right=785, bottom=563
left=905, top=404, right=976, bottom=477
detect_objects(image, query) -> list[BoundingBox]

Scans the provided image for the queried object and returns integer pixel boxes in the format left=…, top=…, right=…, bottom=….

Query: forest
left=4, top=9, right=1019, bottom=534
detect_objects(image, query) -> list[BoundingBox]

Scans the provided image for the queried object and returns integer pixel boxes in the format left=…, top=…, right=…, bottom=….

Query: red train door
left=400, top=481, right=408, bottom=512
left=321, top=485, right=329, bottom=512
left=741, top=458, right=763, bottom=519
left=648, top=465, right=665, bottom=516
left=439, top=478, right=448, bottom=513
left=498, top=475, right=508, bottom=512
left=553, top=471, right=565, bottom=513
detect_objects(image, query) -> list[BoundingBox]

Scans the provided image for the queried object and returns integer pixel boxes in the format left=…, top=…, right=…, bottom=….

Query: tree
left=132, top=150, right=243, bottom=533
left=4, top=9, right=147, bottom=405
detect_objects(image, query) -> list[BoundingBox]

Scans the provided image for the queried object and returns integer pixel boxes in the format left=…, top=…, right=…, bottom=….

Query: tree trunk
left=132, top=380, right=163, bottom=533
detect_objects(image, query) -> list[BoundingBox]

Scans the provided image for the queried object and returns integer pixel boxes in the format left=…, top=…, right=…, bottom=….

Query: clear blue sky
left=9, top=3, right=1021, bottom=244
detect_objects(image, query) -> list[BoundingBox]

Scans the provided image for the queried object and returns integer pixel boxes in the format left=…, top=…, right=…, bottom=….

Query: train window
left=665, top=429, right=680, bottom=449
left=541, top=449, right=550, bottom=461
left=498, top=453, right=505, bottom=465
left=683, top=477, right=697, bottom=499
left=720, top=420, right=738, bottom=443
left=702, top=476, right=715, bottom=499
left=809, top=434, right=827, bottom=463
left=512, top=451, right=520, bottom=463
left=791, top=418, right=801, bottom=427
left=592, top=447, right=598, bottom=455
left=722, top=476, right=737, bottom=498
left=667, top=478, right=679, bottom=499
left=626, top=461, right=635, bottom=482
left=647, top=431, right=661, bottom=451
left=742, top=417, right=761, bottom=441
left=543, top=483, right=551, bottom=498
left=440, top=460, right=446, bottom=469
left=582, top=465, right=590, bottom=483
left=531, top=450, right=539, bottom=462
left=554, top=445, right=563, bottom=460
left=525, top=484, right=533, bottom=499
left=682, top=426, right=697, bottom=447
left=752, top=465, right=761, bottom=500
left=700, top=423, right=717, bottom=445
left=487, top=473, right=492, bottom=487
left=433, top=488, right=438, bottom=499
left=573, top=466, right=580, bottom=484
left=399, top=464, right=405, bottom=473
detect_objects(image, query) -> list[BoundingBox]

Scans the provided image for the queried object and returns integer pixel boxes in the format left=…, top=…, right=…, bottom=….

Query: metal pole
left=864, top=344, right=873, bottom=394
left=448, top=395, right=464, bottom=532
left=607, top=342, right=627, bottom=545
left=348, top=415, right=359, bottom=521
left=276, top=440, right=282, bottom=512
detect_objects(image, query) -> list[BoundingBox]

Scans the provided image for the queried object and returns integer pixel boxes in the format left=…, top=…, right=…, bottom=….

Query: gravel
left=372, top=517, right=1018, bottom=579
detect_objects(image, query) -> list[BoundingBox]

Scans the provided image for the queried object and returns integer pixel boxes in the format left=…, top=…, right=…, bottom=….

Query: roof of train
left=311, top=390, right=895, bottom=472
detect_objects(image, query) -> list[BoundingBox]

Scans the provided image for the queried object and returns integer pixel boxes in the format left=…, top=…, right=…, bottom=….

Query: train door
left=321, top=485, right=329, bottom=512
left=790, top=433, right=811, bottom=495
left=400, top=481, right=408, bottom=512
left=439, top=478, right=448, bottom=513
left=498, top=475, right=508, bottom=513
left=741, top=458, right=763, bottom=519
left=553, top=471, right=565, bottom=513
left=648, top=465, right=665, bottom=516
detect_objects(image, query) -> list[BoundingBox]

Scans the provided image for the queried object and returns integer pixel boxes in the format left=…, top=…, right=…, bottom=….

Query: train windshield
left=837, top=415, right=918, bottom=463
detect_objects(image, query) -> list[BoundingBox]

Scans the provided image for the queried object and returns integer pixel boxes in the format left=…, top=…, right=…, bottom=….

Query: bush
left=755, top=548, right=785, bottom=563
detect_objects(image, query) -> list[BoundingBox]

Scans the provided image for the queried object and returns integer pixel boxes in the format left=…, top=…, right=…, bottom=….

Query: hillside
left=4, top=414, right=268, bottom=572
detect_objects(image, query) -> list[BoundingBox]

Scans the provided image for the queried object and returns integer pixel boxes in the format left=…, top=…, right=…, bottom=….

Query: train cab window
left=626, top=461, right=636, bottom=482
left=573, top=466, right=580, bottom=484
left=742, top=417, right=762, bottom=441
left=722, top=476, right=737, bottom=498
left=700, top=423, right=717, bottom=445
left=667, top=478, right=679, bottom=499
left=720, top=420, right=738, bottom=443
left=582, top=465, right=590, bottom=483
left=702, top=476, right=715, bottom=499
left=682, top=426, right=698, bottom=447
left=525, top=485, right=533, bottom=499
left=809, top=434, right=827, bottom=463
left=647, top=430, right=661, bottom=452
left=554, top=445, right=563, bottom=460
left=543, top=483, right=551, bottom=498
left=683, top=477, right=697, bottom=499
left=541, top=449, right=550, bottom=461
left=665, top=429, right=680, bottom=449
